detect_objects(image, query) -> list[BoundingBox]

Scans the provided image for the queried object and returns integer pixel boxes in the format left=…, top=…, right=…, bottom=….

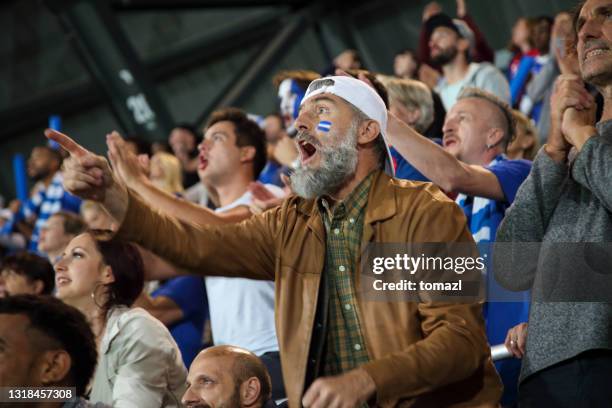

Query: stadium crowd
left=0, top=0, right=611, bottom=407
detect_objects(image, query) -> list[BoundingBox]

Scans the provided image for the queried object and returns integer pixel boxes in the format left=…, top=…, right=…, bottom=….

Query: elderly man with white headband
left=47, top=76, right=502, bottom=408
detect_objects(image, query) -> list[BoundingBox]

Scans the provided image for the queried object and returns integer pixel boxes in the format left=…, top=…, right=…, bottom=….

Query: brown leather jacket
left=116, top=171, right=502, bottom=407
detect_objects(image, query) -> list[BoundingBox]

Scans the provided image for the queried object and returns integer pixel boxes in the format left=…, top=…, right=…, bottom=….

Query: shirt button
left=349, top=218, right=355, bottom=224
left=333, top=228, right=340, bottom=235
left=354, top=344, right=362, bottom=351
left=344, top=304, right=351, bottom=311
left=339, top=265, right=346, bottom=272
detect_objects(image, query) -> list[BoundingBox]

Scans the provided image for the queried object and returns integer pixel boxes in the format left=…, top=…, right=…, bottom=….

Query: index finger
left=44, top=128, right=89, bottom=158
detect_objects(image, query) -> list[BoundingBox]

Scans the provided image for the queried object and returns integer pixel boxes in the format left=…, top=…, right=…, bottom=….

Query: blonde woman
left=150, top=152, right=184, bottom=195
left=377, top=75, right=434, bottom=134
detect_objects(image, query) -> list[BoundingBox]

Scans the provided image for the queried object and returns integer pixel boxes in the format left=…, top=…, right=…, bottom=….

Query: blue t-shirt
left=152, top=276, right=208, bottom=367
left=258, top=161, right=286, bottom=187
left=390, top=139, right=443, bottom=182
left=457, top=158, right=532, bottom=243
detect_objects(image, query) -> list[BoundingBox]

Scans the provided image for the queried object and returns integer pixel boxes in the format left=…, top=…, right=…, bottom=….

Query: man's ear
left=487, top=128, right=505, bottom=149
left=357, top=120, right=381, bottom=145
left=240, top=146, right=256, bottom=163
left=241, top=377, right=262, bottom=407
left=457, top=37, right=470, bottom=53
left=37, top=350, right=72, bottom=387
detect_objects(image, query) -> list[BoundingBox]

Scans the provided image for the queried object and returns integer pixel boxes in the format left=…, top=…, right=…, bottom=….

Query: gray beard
left=290, top=122, right=359, bottom=199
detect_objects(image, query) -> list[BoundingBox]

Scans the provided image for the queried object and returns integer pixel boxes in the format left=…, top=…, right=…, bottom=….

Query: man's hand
left=561, top=106, right=597, bottom=151
left=456, top=0, right=467, bottom=18
left=547, top=75, right=594, bottom=162
left=505, top=322, right=528, bottom=359
left=248, top=182, right=286, bottom=214
left=422, top=1, right=442, bottom=22
left=302, top=368, right=376, bottom=408
left=44, top=128, right=129, bottom=224
left=105, top=131, right=150, bottom=190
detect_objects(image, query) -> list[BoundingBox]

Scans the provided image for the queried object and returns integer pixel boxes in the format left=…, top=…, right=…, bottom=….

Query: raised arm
left=386, top=112, right=505, bottom=200
left=107, top=133, right=251, bottom=227
left=44, top=129, right=129, bottom=224
left=562, top=106, right=611, bottom=211
left=45, top=129, right=276, bottom=281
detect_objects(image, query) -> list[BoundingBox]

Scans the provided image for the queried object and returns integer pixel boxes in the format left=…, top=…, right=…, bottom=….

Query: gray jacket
left=90, top=307, right=187, bottom=408
left=494, top=120, right=612, bottom=382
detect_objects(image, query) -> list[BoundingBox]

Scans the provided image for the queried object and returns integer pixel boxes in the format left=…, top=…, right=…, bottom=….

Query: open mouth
left=297, top=140, right=318, bottom=164
left=443, top=137, right=458, bottom=148
left=198, top=154, right=208, bottom=170
left=56, top=276, right=71, bottom=286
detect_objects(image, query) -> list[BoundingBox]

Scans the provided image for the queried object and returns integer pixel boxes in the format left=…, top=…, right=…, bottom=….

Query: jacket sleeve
left=571, top=134, right=612, bottom=212
left=362, top=199, right=492, bottom=402
left=493, top=148, right=568, bottom=291
left=114, top=189, right=277, bottom=280
left=111, top=312, right=187, bottom=408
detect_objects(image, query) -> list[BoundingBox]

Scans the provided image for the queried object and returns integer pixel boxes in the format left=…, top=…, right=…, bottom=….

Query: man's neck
left=215, top=172, right=253, bottom=208
left=329, top=159, right=379, bottom=202
left=41, top=171, right=57, bottom=188
left=465, top=149, right=502, bottom=167
left=443, top=57, right=470, bottom=85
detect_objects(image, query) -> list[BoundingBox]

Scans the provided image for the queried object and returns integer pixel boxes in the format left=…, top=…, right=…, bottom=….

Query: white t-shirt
left=436, top=62, right=511, bottom=111
left=206, top=184, right=284, bottom=356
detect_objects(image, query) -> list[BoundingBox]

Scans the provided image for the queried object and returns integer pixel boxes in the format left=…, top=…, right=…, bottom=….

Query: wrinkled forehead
left=576, top=0, right=612, bottom=29
left=188, top=354, right=232, bottom=380
left=448, top=98, right=480, bottom=115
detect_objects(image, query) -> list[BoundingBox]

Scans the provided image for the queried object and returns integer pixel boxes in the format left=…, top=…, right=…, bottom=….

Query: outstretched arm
left=107, top=133, right=251, bottom=227
left=45, top=129, right=129, bottom=224
left=386, top=112, right=505, bottom=200
left=45, top=129, right=276, bottom=281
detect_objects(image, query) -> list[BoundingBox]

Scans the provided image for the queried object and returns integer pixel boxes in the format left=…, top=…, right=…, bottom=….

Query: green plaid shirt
left=319, top=172, right=375, bottom=376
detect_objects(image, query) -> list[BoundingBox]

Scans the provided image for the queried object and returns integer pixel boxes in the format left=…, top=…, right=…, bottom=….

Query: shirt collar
left=317, top=170, right=376, bottom=221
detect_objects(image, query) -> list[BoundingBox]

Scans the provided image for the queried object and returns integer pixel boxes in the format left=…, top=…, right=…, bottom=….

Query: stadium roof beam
left=0, top=6, right=287, bottom=141
left=45, top=0, right=177, bottom=140
left=196, top=5, right=319, bottom=125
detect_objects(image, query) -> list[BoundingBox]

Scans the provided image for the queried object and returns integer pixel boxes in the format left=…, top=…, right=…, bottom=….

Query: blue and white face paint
left=317, top=121, right=332, bottom=133
left=278, top=79, right=306, bottom=132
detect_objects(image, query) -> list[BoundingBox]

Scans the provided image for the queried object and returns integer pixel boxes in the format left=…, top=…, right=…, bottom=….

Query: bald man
left=182, top=346, right=277, bottom=408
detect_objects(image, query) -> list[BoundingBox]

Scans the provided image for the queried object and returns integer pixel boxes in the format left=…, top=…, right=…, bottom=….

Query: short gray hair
left=377, top=75, right=434, bottom=134
left=457, top=87, right=516, bottom=148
